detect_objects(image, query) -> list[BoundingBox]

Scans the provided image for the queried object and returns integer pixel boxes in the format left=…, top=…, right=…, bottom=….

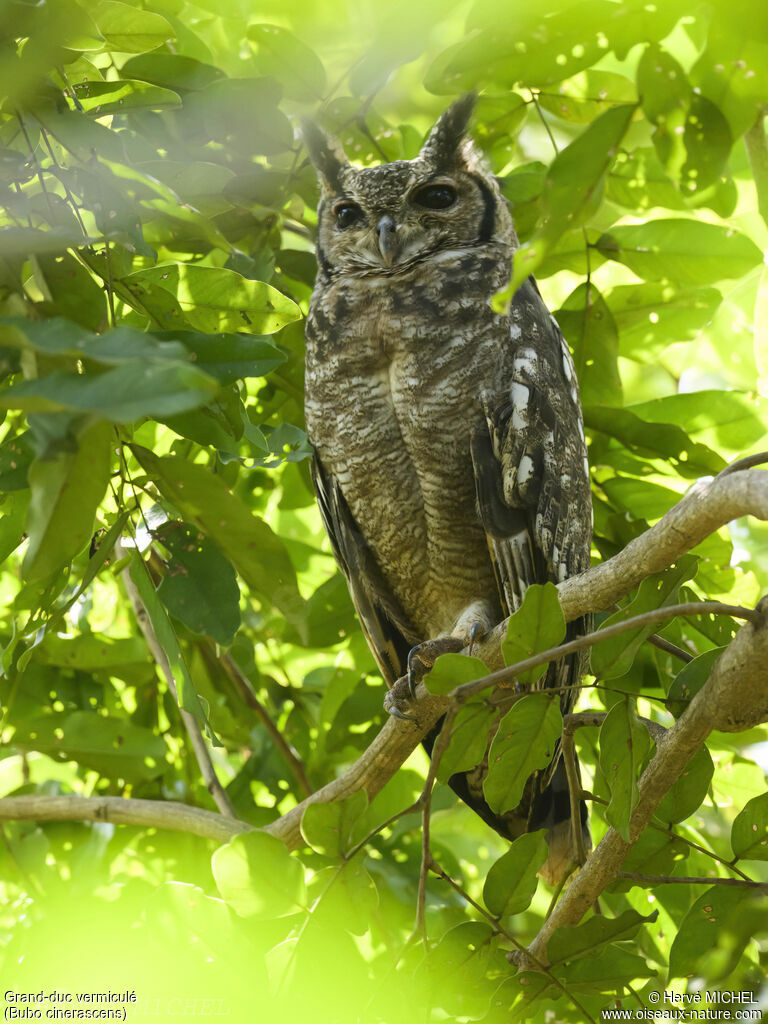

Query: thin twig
left=646, top=633, right=693, bottom=663
left=618, top=872, right=768, bottom=890
left=414, top=705, right=459, bottom=940
left=210, top=646, right=313, bottom=798
left=452, top=602, right=757, bottom=704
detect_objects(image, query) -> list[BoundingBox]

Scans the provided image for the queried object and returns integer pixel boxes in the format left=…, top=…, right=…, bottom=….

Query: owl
left=303, top=95, right=592, bottom=883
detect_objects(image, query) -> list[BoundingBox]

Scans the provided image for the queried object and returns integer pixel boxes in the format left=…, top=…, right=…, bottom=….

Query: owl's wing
left=470, top=277, right=593, bottom=700
left=311, top=456, right=413, bottom=687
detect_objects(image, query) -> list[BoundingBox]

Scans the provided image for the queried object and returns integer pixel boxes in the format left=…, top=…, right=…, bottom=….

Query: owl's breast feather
left=305, top=274, right=511, bottom=638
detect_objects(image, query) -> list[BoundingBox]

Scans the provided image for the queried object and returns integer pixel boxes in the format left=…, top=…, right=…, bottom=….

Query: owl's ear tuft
left=301, top=120, right=349, bottom=192
left=420, top=93, right=478, bottom=169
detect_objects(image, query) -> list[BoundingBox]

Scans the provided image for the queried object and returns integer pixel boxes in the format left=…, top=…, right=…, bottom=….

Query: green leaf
left=34, top=254, right=108, bottom=332
left=424, top=653, right=490, bottom=696
left=607, top=283, right=722, bottom=362
left=284, top=573, right=357, bottom=648
left=0, top=430, right=35, bottom=491
left=599, top=477, right=680, bottom=520
left=130, top=447, right=304, bottom=630
left=501, top=582, right=566, bottom=686
left=300, top=791, right=368, bottom=858
left=0, top=363, right=218, bottom=423
left=690, top=6, right=768, bottom=137
left=246, top=24, right=326, bottom=101
left=94, top=0, right=174, bottom=52
left=155, top=330, right=287, bottom=384
left=656, top=746, right=714, bottom=824
left=617, top=828, right=688, bottom=885
left=731, top=792, right=768, bottom=861
left=10, top=711, right=167, bottom=782
left=0, top=491, right=30, bottom=562
left=555, top=283, right=622, bottom=407
left=482, top=831, right=547, bottom=917
left=628, top=391, right=768, bottom=453
left=32, top=633, right=151, bottom=675
left=437, top=701, right=497, bottom=783
left=599, top=698, right=651, bottom=842
left=547, top=909, right=658, bottom=964
left=668, top=885, right=756, bottom=981
left=23, top=420, right=112, bottom=582
left=156, top=522, right=241, bottom=646
left=120, top=53, right=225, bottom=92
left=596, top=220, right=762, bottom=287
left=212, top=831, right=306, bottom=919
left=590, top=556, right=698, bottom=679
left=502, top=104, right=636, bottom=297
left=554, top=947, right=656, bottom=990
left=0, top=317, right=187, bottom=365
left=637, top=42, right=690, bottom=126
left=73, top=79, right=181, bottom=115
left=667, top=648, right=725, bottom=717
left=127, top=551, right=212, bottom=730
left=121, top=265, right=301, bottom=335
left=183, top=78, right=293, bottom=156
left=483, top=694, right=563, bottom=815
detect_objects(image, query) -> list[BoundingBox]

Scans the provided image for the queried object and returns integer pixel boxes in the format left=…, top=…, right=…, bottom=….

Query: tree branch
left=0, top=795, right=250, bottom=843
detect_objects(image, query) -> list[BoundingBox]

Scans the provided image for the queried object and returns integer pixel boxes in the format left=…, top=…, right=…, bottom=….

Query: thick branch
left=522, top=599, right=768, bottom=967
left=0, top=795, right=250, bottom=843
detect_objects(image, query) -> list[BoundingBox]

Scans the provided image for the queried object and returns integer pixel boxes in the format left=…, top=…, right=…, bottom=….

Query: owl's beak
left=377, top=215, right=398, bottom=266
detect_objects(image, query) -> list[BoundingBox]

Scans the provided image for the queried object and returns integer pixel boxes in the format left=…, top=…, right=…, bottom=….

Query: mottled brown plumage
left=304, top=96, right=592, bottom=880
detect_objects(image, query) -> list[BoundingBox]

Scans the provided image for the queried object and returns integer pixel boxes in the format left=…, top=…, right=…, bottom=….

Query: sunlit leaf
left=300, top=791, right=368, bottom=858
left=23, top=420, right=111, bottom=582
left=599, top=698, right=651, bottom=842
left=246, top=24, right=326, bottom=101
left=482, top=831, right=547, bottom=917
left=121, top=265, right=301, bottom=335
left=596, top=220, right=762, bottom=287
left=212, top=832, right=306, bottom=919
left=10, top=710, right=167, bottom=782
left=93, top=1, right=175, bottom=53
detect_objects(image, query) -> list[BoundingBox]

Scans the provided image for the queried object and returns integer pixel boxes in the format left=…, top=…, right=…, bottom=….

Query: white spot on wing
left=518, top=454, right=534, bottom=485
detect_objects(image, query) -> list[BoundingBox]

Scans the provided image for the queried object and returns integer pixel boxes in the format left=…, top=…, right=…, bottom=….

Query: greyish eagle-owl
left=303, top=94, right=592, bottom=882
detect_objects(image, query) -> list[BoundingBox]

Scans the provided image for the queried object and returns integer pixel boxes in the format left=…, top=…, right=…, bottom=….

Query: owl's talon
left=468, top=622, right=484, bottom=656
left=407, top=646, right=425, bottom=699
left=389, top=704, right=418, bottom=722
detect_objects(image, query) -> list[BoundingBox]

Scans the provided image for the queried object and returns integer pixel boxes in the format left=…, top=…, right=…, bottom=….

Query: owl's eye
left=334, top=202, right=363, bottom=229
left=413, top=184, right=457, bottom=210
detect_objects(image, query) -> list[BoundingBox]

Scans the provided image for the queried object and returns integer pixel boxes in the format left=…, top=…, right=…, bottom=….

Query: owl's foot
left=407, top=637, right=465, bottom=698
left=383, top=679, right=418, bottom=721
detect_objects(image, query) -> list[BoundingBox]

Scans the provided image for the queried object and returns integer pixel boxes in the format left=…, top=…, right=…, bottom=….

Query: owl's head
left=303, top=95, right=515, bottom=279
